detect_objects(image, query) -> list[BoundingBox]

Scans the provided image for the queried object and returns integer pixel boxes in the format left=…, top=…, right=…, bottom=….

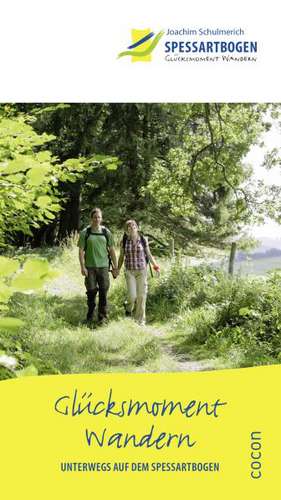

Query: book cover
left=0, top=1, right=280, bottom=498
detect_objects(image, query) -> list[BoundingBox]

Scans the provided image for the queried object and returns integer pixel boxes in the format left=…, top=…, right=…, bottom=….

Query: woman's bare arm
left=118, top=244, right=125, bottom=271
left=145, top=239, right=160, bottom=270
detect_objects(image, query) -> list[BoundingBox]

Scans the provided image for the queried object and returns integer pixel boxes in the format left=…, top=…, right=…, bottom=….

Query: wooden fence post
left=228, top=242, right=237, bottom=275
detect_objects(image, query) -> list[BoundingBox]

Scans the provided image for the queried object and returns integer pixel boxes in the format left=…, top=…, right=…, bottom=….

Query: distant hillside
left=236, top=236, right=281, bottom=262
left=237, top=248, right=281, bottom=262
left=254, top=236, right=281, bottom=251
left=236, top=237, right=281, bottom=262
left=234, top=255, right=281, bottom=275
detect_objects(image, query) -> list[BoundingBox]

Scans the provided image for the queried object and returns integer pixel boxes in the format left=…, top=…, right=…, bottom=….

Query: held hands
left=81, top=266, right=88, bottom=277
left=111, top=268, right=120, bottom=279
left=81, top=267, right=119, bottom=278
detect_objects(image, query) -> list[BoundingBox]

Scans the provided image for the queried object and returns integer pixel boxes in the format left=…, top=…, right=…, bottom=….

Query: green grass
left=28, top=319, right=160, bottom=373
left=1, top=242, right=281, bottom=379
left=5, top=292, right=161, bottom=375
left=0, top=243, right=163, bottom=376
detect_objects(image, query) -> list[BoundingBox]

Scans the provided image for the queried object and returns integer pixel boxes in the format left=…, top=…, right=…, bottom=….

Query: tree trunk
left=57, top=182, right=81, bottom=240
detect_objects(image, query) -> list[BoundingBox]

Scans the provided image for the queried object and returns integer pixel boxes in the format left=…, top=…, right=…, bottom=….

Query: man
left=78, top=208, right=118, bottom=324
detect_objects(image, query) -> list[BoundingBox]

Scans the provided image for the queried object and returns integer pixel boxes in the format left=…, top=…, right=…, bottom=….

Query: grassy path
left=11, top=291, right=219, bottom=375
left=133, top=324, right=218, bottom=372
left=2, top=244, right=279, bottom=380
left=4, top=245, right=222, bottom=376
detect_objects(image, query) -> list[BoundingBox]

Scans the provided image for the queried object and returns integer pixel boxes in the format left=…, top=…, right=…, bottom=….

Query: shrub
left=152, top=262, right=281, bottom=367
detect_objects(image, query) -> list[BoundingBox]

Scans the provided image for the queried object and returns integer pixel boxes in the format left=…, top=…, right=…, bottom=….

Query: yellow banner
left=0, top=366, right=279, bottom=498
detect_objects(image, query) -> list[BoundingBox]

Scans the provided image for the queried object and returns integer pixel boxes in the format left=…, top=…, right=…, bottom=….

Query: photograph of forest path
left=1, top=103, right=281, bottom=380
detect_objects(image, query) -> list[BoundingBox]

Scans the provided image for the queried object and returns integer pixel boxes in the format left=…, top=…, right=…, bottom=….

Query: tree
left=9, top=103, right=276, bottom=251
left=0, top=106, right=118, bottom=247
left=145, top=103, right=271, bottom=248
left=20, top=103, right=191, bottom=236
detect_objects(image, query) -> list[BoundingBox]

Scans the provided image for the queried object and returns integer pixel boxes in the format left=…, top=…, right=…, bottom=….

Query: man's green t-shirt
left=78, top=226, right=114, bottom=268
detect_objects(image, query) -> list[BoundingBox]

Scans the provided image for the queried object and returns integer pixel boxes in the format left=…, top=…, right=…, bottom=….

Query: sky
left=244, top=119, right=281, bottom=239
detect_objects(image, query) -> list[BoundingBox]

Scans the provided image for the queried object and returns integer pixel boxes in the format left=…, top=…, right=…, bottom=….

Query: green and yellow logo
left=118, top=29, right=164, bottom=62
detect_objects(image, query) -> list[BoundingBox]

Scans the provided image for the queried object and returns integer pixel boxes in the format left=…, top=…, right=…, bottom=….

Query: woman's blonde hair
left=125, top=219, right=138, bottom=231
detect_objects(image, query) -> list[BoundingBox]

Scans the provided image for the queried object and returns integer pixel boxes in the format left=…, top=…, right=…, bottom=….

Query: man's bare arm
left=109, top=246, right=119, bottom=277
left=79, top=248, right=88, bottom=277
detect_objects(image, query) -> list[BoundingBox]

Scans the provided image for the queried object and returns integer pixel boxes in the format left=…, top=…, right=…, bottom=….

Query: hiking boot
left=97, top=316, right=108, bottom=326
left=82, top=315, right=94, bottom=327
left=86, top=312, right=93, bottom=321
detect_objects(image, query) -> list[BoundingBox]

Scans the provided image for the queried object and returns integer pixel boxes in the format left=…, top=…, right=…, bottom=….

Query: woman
left=118, top=220, right=160, bottom=326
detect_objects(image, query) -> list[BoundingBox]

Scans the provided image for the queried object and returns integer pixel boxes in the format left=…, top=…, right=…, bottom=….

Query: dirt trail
left=145, top=325, right=217, bottom=372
